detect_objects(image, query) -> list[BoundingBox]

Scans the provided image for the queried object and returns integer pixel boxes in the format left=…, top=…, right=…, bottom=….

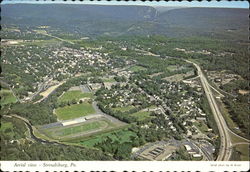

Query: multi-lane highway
left=185, top=60, right=232, bottom=161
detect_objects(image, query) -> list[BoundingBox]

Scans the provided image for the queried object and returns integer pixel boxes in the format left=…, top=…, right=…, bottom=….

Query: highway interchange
left=185, top=59, right=232, bottom=161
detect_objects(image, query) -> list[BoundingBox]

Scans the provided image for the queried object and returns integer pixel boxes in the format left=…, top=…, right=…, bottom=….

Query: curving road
left=184, top=59, right=232, bottom=161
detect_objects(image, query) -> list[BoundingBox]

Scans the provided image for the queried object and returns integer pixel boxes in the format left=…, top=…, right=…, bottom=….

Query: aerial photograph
left=0, top=0, right=249, bottom=164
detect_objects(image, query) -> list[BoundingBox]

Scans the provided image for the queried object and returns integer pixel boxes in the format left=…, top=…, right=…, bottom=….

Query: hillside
left=1, top=4, right=248, bottom=40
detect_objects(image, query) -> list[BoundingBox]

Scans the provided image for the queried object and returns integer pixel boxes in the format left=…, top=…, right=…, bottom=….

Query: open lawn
left=130, top=111, right=152, bottom=121
left=79, top=129, right=137, bottom=147
left=167, top=65, right=179, bottom=71
left=194, top=121, right=209, bottom=133
left=128, top=65, right=146, bottom=72
left=56, top=121, right=108, bottom=137
left=112, top=105, right=135, bottom=112
left=0, top=89, right=17, bottom=106
left=55, top=103, right=95, bottom=120
left=163, top=71, right=194, bottom=82
left=58, top=90, right=93, bottom=103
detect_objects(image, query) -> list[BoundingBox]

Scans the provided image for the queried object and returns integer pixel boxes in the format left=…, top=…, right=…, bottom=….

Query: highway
left=185, top=60, right=232, bottom=161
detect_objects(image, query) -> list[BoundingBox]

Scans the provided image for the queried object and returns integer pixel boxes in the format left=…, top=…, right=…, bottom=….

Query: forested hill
left=1, top=4, right=248, bottom=40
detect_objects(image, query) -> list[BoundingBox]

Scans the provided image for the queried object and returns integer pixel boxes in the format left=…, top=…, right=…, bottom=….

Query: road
left=92, top=101, right=126, bottom=125
left=35, top=31, right=75, bottom=45
left=185, top=59, right=232, bottom=161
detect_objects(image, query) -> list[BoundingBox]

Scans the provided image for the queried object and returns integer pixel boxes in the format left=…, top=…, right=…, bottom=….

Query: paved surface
left=132, top=138, right=214, bottom=161
left=92, top=101, right=126, bottom=125
left=41, top=122, right=63, bottom=129
left=80, top=84, right=91, bottom=93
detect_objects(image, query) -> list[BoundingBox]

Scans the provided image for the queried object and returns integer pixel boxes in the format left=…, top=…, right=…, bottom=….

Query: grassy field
left=58, top=90, right=93, bottom=103
left=39, top=118, right=123, bottom=141
left=128, top=65, right=146, bottom=72
left=234, top=144, right=249, bottom=161
left=163, top=71, right=194, bottom=82
left=0, top=121, right=14, bottom=138
left=129, top=111, right=152, bottom=121
left=102, top=78, right=116, bottom=82
left=167, top=65, right=179, bottom=71
left=79, top=129, right=137, bottom=147
left=194, top=121, right=209, bottom=133
left=112, top=105, right=135, bottom=112
left=56, top=121, right=107, bottom=137
left=21, top=39, right=60, bottom=46
left=0, top=121, right=13, bottom=132
left=0, top=89, right=17, bottom=106
left=55, top=103, right=95, bottom=120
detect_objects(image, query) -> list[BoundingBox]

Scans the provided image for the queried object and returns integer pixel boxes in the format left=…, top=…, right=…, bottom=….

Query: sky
left=2, top=0, right=249, bottom=9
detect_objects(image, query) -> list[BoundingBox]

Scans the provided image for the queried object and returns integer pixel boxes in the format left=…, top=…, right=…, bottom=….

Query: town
left=1, top=3, right=249, bottom=163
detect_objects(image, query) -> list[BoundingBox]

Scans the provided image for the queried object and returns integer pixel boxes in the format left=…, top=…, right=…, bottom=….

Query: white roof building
left=184, top=145, right=192, bottom=151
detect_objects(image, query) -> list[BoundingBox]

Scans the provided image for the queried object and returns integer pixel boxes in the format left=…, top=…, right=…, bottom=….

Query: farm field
left=55, top=103, right=95, bottom=120
left=58, top=90, right=93, bottom=103
left=0, top=89, right=17, bottom=106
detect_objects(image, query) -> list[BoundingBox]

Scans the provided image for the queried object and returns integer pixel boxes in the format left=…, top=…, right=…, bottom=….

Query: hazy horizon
left=2, top=0, right=249, bottom=9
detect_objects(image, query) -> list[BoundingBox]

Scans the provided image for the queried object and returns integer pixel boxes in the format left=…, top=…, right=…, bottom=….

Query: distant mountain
left=1, top=4, right=248, bottom=40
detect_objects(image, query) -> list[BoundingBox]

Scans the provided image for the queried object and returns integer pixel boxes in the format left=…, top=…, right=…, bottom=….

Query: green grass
left=0, top=121, right=13, bottom=132
left=21, top=39, right=60, bottom=46
left=79, top=129, right=137, bottom=147
left=58, top=90, right=93, bottom=103
left=129, top=111, right=152, bottom=121
left=229, top=133, right=248, bottom=144
left=56, top=121, right=107, bottom=137
left=234, top=144, right=249, bottom=161
left=128, top=65, right=146, bottom=72
left=0, top=89, right=17, bottom=106
left=102, top=78, right=116, bottom=82
left=194, top=121, right=209, bottom=133
left=0, top=121, right=14, bottom=137
left=112, top=105, right=135, bottom=112
left=55, top=103, right=95, bottom=120
left=167, top=65, right=179, bottom=71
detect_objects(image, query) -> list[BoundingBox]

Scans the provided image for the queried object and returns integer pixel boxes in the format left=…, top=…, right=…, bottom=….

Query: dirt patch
left=40, top=81, right=64, bottom=97
left=238, top=90, right=249, bottom=95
